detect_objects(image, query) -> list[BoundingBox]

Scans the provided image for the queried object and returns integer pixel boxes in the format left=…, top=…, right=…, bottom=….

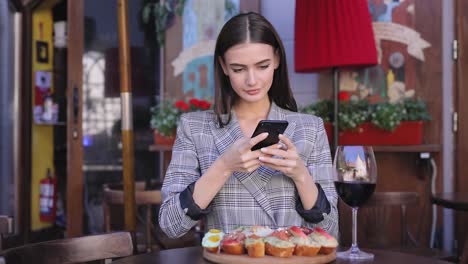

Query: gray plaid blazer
left=159, top=103, right=338, bottom=238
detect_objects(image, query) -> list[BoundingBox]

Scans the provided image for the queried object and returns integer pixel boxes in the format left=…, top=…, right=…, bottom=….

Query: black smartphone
left=251, top=120, right=289, bottom=151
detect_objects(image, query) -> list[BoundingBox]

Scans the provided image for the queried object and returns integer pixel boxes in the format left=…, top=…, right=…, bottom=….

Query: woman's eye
left=259, top=65, right=269, bottom=69
left=232, top=68, right=243, bottom=73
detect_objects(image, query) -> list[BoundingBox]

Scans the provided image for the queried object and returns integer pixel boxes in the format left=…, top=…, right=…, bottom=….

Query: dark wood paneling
left=414, top=0, right=443, bottom=146
left=18, top=0, right=40, bottom=243
left=456, top=0, right=468, bottom=256
left=337, top=0, right=443, bottom=249
left=412, top=0, right=445, bottom=250
left=66, top=0, right=84, bottom=237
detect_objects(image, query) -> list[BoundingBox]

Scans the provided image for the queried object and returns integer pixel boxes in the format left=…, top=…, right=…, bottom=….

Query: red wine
left=334, top=181, right=376, bottom=208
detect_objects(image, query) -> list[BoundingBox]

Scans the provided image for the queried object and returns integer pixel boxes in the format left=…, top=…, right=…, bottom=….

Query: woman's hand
left=258, top=134, right=310, bottom=183
left=218, top=132, right=269, bottom=173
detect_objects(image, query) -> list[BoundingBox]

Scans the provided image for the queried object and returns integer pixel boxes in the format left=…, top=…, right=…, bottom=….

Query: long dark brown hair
left=213, top=12, right=297, bottom=127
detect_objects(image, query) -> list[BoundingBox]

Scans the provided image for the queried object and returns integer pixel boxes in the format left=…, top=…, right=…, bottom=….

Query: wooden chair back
left=339, top=192, right=419, bottom=249
left=1, top=232, right=133, bottom=264
left=103, top=182, right=162, bottom=252
left=360, top=191, right=419, bottom=248
left=340, top=191, right=454, bottom=260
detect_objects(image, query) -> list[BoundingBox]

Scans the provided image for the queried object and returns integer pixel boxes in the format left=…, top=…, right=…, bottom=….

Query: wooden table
left=431, top=192, right=468, bottom=211
left=431, top=192, right=468, bottom=263
left=112, top=246, right=452, bottom=264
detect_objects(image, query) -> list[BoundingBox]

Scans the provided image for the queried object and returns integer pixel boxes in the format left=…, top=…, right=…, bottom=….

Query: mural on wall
left=340, top=0, right=430, bottom=104
left=171, top=0, right=239, bottom=100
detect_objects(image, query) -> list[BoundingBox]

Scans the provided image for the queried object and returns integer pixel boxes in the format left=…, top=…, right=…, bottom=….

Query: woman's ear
left=274, top=49, right=280, bottom=69
left=218, top=56, right=228, bottom=75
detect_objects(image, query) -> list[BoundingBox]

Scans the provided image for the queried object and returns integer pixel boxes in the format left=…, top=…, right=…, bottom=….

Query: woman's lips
left=245, top=89, right=260, bottom=95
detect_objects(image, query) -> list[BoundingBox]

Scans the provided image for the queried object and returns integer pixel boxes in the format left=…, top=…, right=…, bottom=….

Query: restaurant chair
left=361, top=192, right=419, bottom=247
left=1, top=231, right=133, bottom=264
left=360, top=192, right=453, bottom=260
left=103, top=181, right=199, bottom=252
left=103, top=181, right=162, bottom=252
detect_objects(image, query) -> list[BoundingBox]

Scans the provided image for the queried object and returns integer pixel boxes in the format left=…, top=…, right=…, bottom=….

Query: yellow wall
left=31, top=5, right=55, bottom=231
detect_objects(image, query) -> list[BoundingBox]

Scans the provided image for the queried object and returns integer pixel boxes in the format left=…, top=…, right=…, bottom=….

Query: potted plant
left=150, top=98, right=211, bottom=145
left=300, top=99, right=431, bottom=145
left=300, top=100, right=333, bottom=139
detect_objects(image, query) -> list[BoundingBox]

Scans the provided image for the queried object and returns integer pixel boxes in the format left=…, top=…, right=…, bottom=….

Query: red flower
left=199, top=100, right=211, bottom=110
left=174, top=100, right=189, bottom=111
left=338, top=91, right=350, bottom=101
left=189, top=98, right=201, bottom=108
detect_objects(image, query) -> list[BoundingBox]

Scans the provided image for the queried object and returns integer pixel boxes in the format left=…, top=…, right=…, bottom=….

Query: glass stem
left=351, top=207, right=359, bottom=252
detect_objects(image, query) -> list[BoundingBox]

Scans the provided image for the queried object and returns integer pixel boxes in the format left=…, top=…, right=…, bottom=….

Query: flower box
left=324, top=121, right=424, bottom=145
left=150, top=98, right=211, bottom=143
left=153, top=130, right=175, bottom=146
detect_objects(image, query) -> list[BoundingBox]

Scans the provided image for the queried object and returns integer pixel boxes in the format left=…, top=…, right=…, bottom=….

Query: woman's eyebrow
left=229, top=59, right=271, bottom=67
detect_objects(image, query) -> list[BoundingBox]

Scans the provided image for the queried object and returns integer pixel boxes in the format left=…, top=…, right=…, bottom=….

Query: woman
left=159, top=12, right=338, bottom=239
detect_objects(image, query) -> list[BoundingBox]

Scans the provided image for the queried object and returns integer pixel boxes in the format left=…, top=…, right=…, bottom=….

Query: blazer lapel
left=209, top=112, right=244, bottom=156
left=208, top=104, right=297, bottom=224
left=238, top=103, right=297, bottom=223
left=267, top=102, right=297, bottom=141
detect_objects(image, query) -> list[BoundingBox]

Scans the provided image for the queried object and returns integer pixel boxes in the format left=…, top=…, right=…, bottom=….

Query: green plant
left=300, top=100, right=333, bottom=122
left=338, top=100, right=370, bottom=131
left=300, top=99, right=431, bottom=132
left=370, top=102, right=405, bottom=131
left=402, top=99, right=431, bottom=121
left=150, top=98, right=211, bottom=137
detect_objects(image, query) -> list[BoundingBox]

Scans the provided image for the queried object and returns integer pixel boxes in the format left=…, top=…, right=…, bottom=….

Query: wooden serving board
left=203, top=249, right=336, bottom=264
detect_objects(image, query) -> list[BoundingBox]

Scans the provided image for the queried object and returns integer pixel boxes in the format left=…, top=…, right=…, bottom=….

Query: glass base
left=336, top=246, right=374, bottom=260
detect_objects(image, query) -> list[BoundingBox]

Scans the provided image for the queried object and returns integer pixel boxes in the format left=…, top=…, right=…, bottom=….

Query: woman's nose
left=246, top=69, right=257, bottom=86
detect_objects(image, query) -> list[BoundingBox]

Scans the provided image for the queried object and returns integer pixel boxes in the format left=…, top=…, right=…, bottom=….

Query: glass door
left=67, top=0, right=161, bottom=236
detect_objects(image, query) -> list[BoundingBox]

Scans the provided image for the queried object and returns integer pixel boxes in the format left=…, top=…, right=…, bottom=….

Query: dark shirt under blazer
left=159, top=103, right=338, bottom=238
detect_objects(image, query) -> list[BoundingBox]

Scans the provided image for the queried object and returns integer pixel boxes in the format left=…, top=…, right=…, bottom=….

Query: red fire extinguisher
left=40, top=168, right=57, bottom=222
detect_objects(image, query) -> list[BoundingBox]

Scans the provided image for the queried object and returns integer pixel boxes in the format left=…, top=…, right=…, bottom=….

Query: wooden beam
left=66, top=0, right=84, bottom=237
left=117, top=0, right=136, bottom=233
left=18, top=0, right=37, bottom=243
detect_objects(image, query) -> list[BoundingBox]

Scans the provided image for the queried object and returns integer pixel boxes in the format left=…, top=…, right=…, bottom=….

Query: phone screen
left=251, top=120, right=288, bottom=151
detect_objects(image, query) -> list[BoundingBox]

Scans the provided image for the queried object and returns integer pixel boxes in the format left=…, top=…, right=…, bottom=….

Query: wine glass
left=333, top=145, right=377, bottom=260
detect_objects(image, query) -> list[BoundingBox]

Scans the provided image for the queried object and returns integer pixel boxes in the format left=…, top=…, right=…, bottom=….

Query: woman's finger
left=259, top=155, right=295, bottom=167
left=259, top=145, right=296, bottom=160
left=278, top=134, right=296, bottom=151
left=242, top=159, right=262, bottom=170
left=245, top=164, right=262, bottom=173
left=244, top=132, right=269, bottom=151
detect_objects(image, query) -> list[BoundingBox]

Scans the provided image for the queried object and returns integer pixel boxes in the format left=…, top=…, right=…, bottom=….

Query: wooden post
left=117, top=0, right=136, bottom=233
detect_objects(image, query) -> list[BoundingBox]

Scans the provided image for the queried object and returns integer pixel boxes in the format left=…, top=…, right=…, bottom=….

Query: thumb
left=248, top=132, right=269, bottom=149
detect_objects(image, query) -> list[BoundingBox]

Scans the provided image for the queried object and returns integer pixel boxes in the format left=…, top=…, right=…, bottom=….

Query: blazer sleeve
left=158, top=114, right=202, bottom=238
left=303, top=118, right=339, bottom=238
